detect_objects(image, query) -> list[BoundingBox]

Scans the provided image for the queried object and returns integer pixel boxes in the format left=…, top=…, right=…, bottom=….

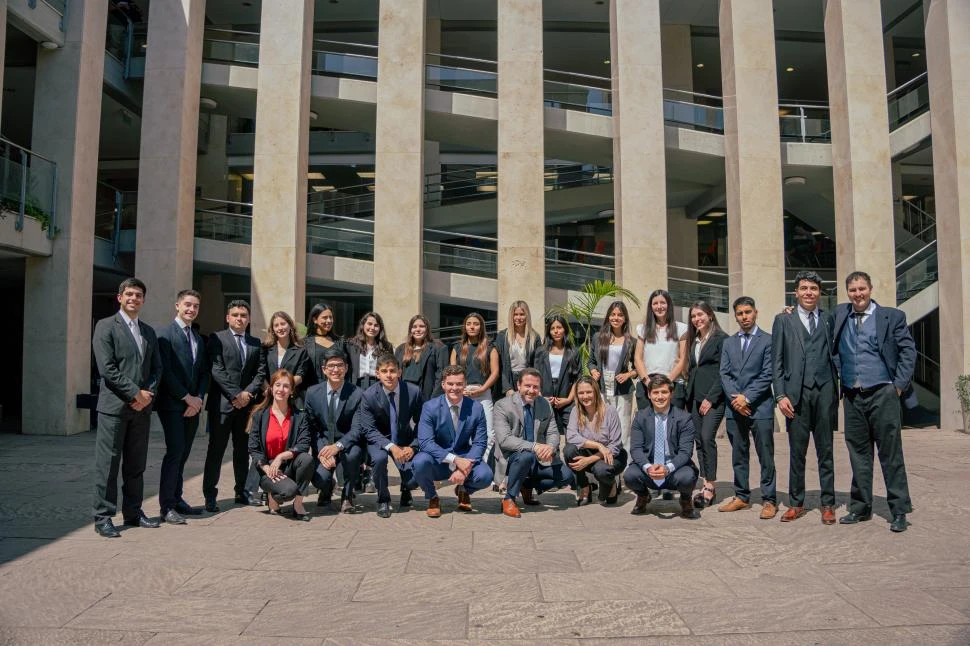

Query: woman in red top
left=247, top=369, right=313, bottom=520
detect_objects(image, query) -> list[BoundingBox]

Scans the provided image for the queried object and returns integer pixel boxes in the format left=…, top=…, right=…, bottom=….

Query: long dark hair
left=402, top=314, right=440, bottom=364
left=351, top=311, right=393, bottom=354
left=597, top=300, right=632, bottom=367
left=306, top=302, right=339, bottom=340
left=684, top=300, right=723, bottom=349
left=640, top=289, right=677, bottom=343
left=543, top=314, right=573, bottom=350
left=457, top=312, right=491, bottom=375
left=262, top=311, right=302, bottom=348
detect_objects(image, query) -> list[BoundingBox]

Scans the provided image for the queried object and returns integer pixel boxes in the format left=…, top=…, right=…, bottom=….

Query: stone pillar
left=373, top=0, right=426, bottom=344
left=134, top=0, right=206, bottom=326
left=661, top=24, right=693, bottom=92
left=23, top=1, right=107, bottom=435
left=609, top=0, right=667, bottom=323
left=926, top=0, right=970, bottom=429
left=825, top=0, right=896, bottom=303
left=719, top=0, right=786, bottom=318
left=197, top=113, right=229, bottom=200
left=250, top=1, right=313, bottom=332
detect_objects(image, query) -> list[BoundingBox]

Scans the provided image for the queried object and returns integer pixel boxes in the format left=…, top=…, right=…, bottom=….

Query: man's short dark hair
left=794, top=270, right=824, bottom=291
left=518, top=367, right=542, bottom=384
left=321, top=349, right=346, bottom=366
left=118, top=277, right=147, bottom=296
left=176, top=289, right=201, bottom=302
left=844, top=271, right=872, bottom=288
left=646, top=373, right=673, bottom=393
left=226, top=299, right=250, bottom=313
left=376, top=353, right=400, bottom=370
left=732, top=296, right=756, bottom=311
left=441, top=365, right=466, bottom=381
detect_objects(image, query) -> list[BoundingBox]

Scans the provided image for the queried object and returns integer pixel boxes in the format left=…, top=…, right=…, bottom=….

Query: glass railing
left=313, top=39, right=378, bottom=79
left=424, top=164, right=613, bottom=207
left=778, top=104, right=831, bottom=142
left=888, top=72, right=929, bottom=131
left=543, top=69, right=611, bottom=115
left=94, top=182, right=136, bottom=258
left=900, top=199, right=936, bottom=245
left=667, top=265, right=730, bottom=312
left=0, top=138, right=57, bottom=237
left=202, top=29, right=260, bottom=66
left=545, top=247, right=615, bottom=291
left=663, top=90, right=725, bottom=133
left=896, top=239, right=938, bottom=305
left=44, top=0, right=67, bottom=13
left=426, top=53, right=497, bottom=96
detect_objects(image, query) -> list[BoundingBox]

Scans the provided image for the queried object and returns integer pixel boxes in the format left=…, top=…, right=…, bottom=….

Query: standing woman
left=532, top=314, right=579, bottom=434
left=587, top=301, right=637, bottom=452
left=450, top=312, right=500, bottom=465
left=247, top=369, right=314, bottom=521
left=260, top=311, right=311, bottom=406
left=396, top=314, right=448, bottom=400
left=634, top=289, right=688, bottom=411
left=305, top=303, right=348, bottom=386
left=684, top=300, right=728, bottom=509
left=347, top=311, right=393, bottom=390
left=494, top=301, right=541, bottom=398
left=564, top=376, right=627, bottom=505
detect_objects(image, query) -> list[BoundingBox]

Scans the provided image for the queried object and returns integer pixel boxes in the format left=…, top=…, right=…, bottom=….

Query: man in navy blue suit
left=833, top=271, right=916, bottom=533
left=343, top=354, right=424, bottom=518
left=414, top=365, right=493, bottom=517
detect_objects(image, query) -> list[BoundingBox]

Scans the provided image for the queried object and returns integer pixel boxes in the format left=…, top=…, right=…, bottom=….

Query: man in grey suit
left=718, top=296, right=778, bottom=519
left=91, top=277, right=163, bottom=538
left=493, top=368, right=574, bottom=518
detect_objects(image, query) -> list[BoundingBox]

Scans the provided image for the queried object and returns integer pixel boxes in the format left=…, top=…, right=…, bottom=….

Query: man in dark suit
left=300, top=348, right=364, bottom=513
left=718, top=296, right=778, bottom=519
left=155, top=289, right=210, bottom=524
left=414, top=365, right=493, bottom=517
left=834, top=271, right=916, bottom=533
left=493, top=368, right=574, bottom=518
left=91, top=277, right=163, bottom=538
left=771, top=270, right=839, bottom=525
left=623, top=374, right=699, bottom=519
left=342, top=354, right=424, bottom=518
left=203, top=299, right=266, bottom=511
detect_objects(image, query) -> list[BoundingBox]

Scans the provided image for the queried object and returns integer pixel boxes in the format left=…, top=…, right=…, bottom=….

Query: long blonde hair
left=575, top=376, right=606, bottom=432
left=507, top=300, right=540, bottom=355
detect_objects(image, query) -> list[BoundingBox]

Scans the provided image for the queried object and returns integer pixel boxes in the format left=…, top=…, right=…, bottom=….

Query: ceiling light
left=311, top=185, right=335, bottom=192
left=901, top=195, right=917, bottom=200
left=786, top=67, right=795, bottom=72
left=40, top=41, right=59, bottom=50
left=603, top=59, right=610, bottom=65
left=307, top=172, right=326, bottom=179
left=476, top=185, right=497, bottom=193
left=308, top=110, right=318, bottom=120
left=696, top=63, right=704, bottom=69
left=367, top=185, right=376, bottom=191
left=200, top=97, right=218, bottom=110
left=697, top=220, right=713, bottom=225
left=811, top=231, right=824, bottom=236
left=783, top=176, right=806, bottom=186
left=706, top=210, right=726, bottom=217
left=912, top=52, right=921, bottom=58
left=543, top=185, right=554, bottom=191
left=357, top=171, right=376, bottom=179
left=475, top=171, right=498, bottom=179
left=241, top=172, right=255, bottom=180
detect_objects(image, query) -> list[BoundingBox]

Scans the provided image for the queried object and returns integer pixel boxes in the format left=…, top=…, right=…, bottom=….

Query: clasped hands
left=129, top=389, right=154, bottom=412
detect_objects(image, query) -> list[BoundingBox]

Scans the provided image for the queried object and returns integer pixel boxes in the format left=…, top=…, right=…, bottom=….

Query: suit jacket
left=247, top=407, right=310, bottom=468
left=532, top=345, right=580, bottom=399
left=299, top=380, right=363, bottom=453
left=304, top=336, right=349, bottom=386
left=629, top=406, right=697, bottom=473
left=155, top=320, right=210, bottom=412
left=207, top=328, right=266, bottom=415
left=261, top=344, right=311, bottom=386
left=495, top=329, right=539, bottom=394
left=832, top=301, right=918, bottom=408
left=345, top=381, right=424, bottom=449
left=395, top=342, right=448, bottom=401
left=720, top=328, right=775, bottom=420
left=586, top=334, right=637, bottom=396
left=92, top=312, right=162, bottom=415
left=771, top=309, right=838, bottom=406
left=685, top=329, right=728, bottom=406
left=493, top=393, right=560, bottom=457
left=417, top=395, right=488, bottom=464
left=346, top=342, right=393, bottom=386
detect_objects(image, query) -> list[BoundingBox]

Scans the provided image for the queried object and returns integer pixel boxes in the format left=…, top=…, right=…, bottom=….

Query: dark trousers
left=92, top=408, right=151, bottom=522
left=690, top=400, right=726, bottom=482
left=787, top=383, right=836, bottom=507
left=563, top=444, right=628, bottom=496
left=726, top=415, right=776, bottom=504
left=505, top=450, right=575, bottom=499
left=157, top=408, right=201, bottom=513
left=843, top=384, right=912, bottom=516
left=622, top=462, right=698, bottom=498
left=312, top=443, right=365, bottom=500
left=367, top=444, right=415, bottom=504
left=412, top=451, right=494, bottom=500
left=258, top=452, right=315, bottom=502
left=203, top=409, right=251, bottom=500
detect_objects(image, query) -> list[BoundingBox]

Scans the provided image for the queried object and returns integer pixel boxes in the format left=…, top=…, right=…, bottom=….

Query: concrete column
left=719, top=0, right=786, bottom=318
left=667, top=208, right=698, bottom=270
left=134, top=0, right=206, bottom=326
left=825, top=0, right=896, bottom=302
left=0, top=0, right=7, bottom=126
left=196, top=113, right=229, bottom=200
left=23, top=0, right=107, bottom=435
left=661, top=24, right=693, bottom=92
left=373, top=0, right=426, bottom=344
left=609, top=0, right=666, bottom=323
left=496, top=0, right=544, bottom=330
left=250, top=1, right=313, bottom=332
left=926, top=0, right=970, bottom=429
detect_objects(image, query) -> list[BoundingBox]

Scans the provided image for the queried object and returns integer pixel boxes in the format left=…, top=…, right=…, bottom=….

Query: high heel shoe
left=576, top=485, right=593, bottom=507
left=604, top=479, right=619, bottom=505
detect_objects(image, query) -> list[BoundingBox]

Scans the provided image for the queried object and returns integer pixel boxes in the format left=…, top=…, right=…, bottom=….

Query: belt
left=843, top=383, right=891, bottom=396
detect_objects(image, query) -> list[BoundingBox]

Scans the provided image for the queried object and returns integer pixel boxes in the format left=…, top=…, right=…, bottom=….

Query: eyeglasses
left=324, top=363, right=346, bottom=371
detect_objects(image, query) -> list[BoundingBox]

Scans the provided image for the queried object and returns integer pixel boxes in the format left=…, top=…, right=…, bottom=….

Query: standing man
left=718, top=297, right=778, bottom=519
left=91, top=278, right=163, bottom=538
left=834, top=271, right=915, bottom=533
left=771, top=270, right=839, bottom=525
left=493, top=368, right=574, bottom=518
left=413, top=366, right=493, bottom=517
left=203, top=299, right=266, bottom=511
left=155, top=289, right=210, bottom=524
left=300, top=349, right=364, bottom=513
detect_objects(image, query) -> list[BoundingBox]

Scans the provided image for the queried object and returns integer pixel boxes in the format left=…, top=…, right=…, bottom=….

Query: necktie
left=235, top=333, right=246, bottom=362
left=450, top=404, right=460, bottom=436
left=653, top=415, right=667, bottom=486
left=741, top=333, right=750, bottom=354
left=129, top=321, right=144, bottom=357
left=808, top=310, right=817, bottom=335
left=854, top=311, right=866, bottom=332
left=388, top=391, right=399, bottom=445
left=328, top=389, right=338, bottom=441
left=523, top=404, right=534, bottom=442
left=184, top=326, right=196, bottom=360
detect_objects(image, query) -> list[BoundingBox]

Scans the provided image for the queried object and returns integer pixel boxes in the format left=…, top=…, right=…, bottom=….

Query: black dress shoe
left=377, top=502, right=392, bottom=518
left=204, top=498, right=220, bottom=513
left=521, top=488, right=541, bottom=506
left=839, top=510, right=873, bottom=524
left=163, top=509, right=187, bottom=525
left=662, top=491, right=674, bottom=501
left=289, top=508, right=312, bottom=522
left=236, top=492, right=263, bottom=506
left=399, top=488, right=413, bottom=508
left=889, top=514, right=909, bottom=533
left=175, top=501, right=203, bottom=516
left=94, top=520, right=121, bottom=538
left=123, top=513, right=160, bottom=528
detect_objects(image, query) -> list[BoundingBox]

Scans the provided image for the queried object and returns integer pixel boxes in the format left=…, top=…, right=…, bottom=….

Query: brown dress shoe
left=680, top=498, right=698, bottom=519
left=760, top=502, right=778, bottom=519
left=820, top=505, right=836, bottom=525
left=780, top=506, right=807, bottom=522
left=340, top=497, right=355, bottom=514
left=456, top=485, right=472, bottom=512
left=502, top=497, right=521, bottom=518
left=718, top=497, right=752, bottom=512
left=521, top=488, right=541, bottom=506
left=631, top=492, right=651, bottom=515
left=426, top=497, right=442, bottom=518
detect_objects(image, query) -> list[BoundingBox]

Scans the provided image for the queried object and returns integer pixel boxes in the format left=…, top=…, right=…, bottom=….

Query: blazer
left=155, top=320, right=210, bottom=412
left=494, top=329, right=539, bottom=395
left=92, top=313, right=163, bottom=415
left=395, top=342, right=448, bottom=401
left=344, top=381, right=424, bottom=449
left=346, top=341, right=393, bottom=386
left=629, top=406, right=697, bottom=473
left=299, top=380, right=363, bottom=453
left=493, top=393, right=560, bottom=458
left=532, top=345, right=580, bottom=399
left=304, top=336, right=350, bottom=386
left=247, top=407, right=310, bottom=468
left=770, top=309, right=838, bottom=406
left=417, top=395, right=488, bottom=464
left=207, top=328, right=266, bottom=415
left=261, top=344, right=311, bottom=387
left=685, top=329, right=728, bottom=406
left=719, top=328, right=775, bottom=420
left=832, top=301, right=918, bottom=408
left=586, top=334, right=637, bottom=396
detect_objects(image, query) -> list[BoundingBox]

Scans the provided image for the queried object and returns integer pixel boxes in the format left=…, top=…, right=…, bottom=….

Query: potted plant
left=956, top=375, right=970, bottom=434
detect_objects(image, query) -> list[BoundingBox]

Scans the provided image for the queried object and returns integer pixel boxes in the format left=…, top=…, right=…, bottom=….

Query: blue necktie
left=741, top=333, right=750, bottom=354
left=653, top=415, right=667, bottom=486
left=523, top=404, right=534, bottom=442
left=388, top=391, right=398, bottom=445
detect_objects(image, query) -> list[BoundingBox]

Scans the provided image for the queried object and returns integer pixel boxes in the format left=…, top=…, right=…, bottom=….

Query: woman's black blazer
left=685, top=329, right=728, bottom=406
left=532, top=345, right=580, bottom=399
left=494, top=329, right=538, bottom=395
left=586, top=334, right=637, bottom=396
left=395, top=342, right=447, bottom=400
left=247, top=407, right=310, bottom=468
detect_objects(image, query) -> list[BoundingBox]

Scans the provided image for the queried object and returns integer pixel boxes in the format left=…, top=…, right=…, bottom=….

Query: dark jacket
left=92, top=313, right=162, bottom=415
left=719, top=327, right=775, bottom=420
left=532, top=345, right=580, bottom=399
left=770, top=309, right=838, bottom=406
left=586, top=334, right=637, bottom=396
left=495, top=329, right=539, bottom=395
left=155, top=320, right=210, bottom=412
left=629, top=406, right=697, bottom=473
left=344, top=381, right=424, bottom=449
left=247, top=407, right=310, bottom=468
left=304, top=336, right=349, bottom=386
left=207, top=328, right=266, bottom=415
left=685, top=329, right=728, bottom=406
left=395, top=342, right=448, bottom=401
left=298, top=380, right=363, bottom=453
left=260, top=344, right=311, bottom=393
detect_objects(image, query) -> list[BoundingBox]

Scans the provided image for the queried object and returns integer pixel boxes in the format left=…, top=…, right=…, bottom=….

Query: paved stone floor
left=1, top=425, right=969, bottom=645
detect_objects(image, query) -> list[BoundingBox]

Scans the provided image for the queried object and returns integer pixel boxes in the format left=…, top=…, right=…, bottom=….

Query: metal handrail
left=543, top=67, right=610, bottom=84
left=895, top=239, right=937, bottom=270
left=426, top=51, right=497, bottom=68
left=205, top=27, right=260, bottom=37
left=314, top=38, right=378, bottom=51
left=887, top=72, right=928, bottom=98
left=901, top=198, right=936, bottom=222
left=663, top=87, right=725, bottom=103
left=0, top=137, right=56, bottom=164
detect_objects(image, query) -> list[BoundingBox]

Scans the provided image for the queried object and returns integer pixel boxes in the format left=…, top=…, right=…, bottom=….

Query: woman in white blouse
left=347, top=311, right=393, bottom=390
left=634, top=289, right=688, bottom=412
